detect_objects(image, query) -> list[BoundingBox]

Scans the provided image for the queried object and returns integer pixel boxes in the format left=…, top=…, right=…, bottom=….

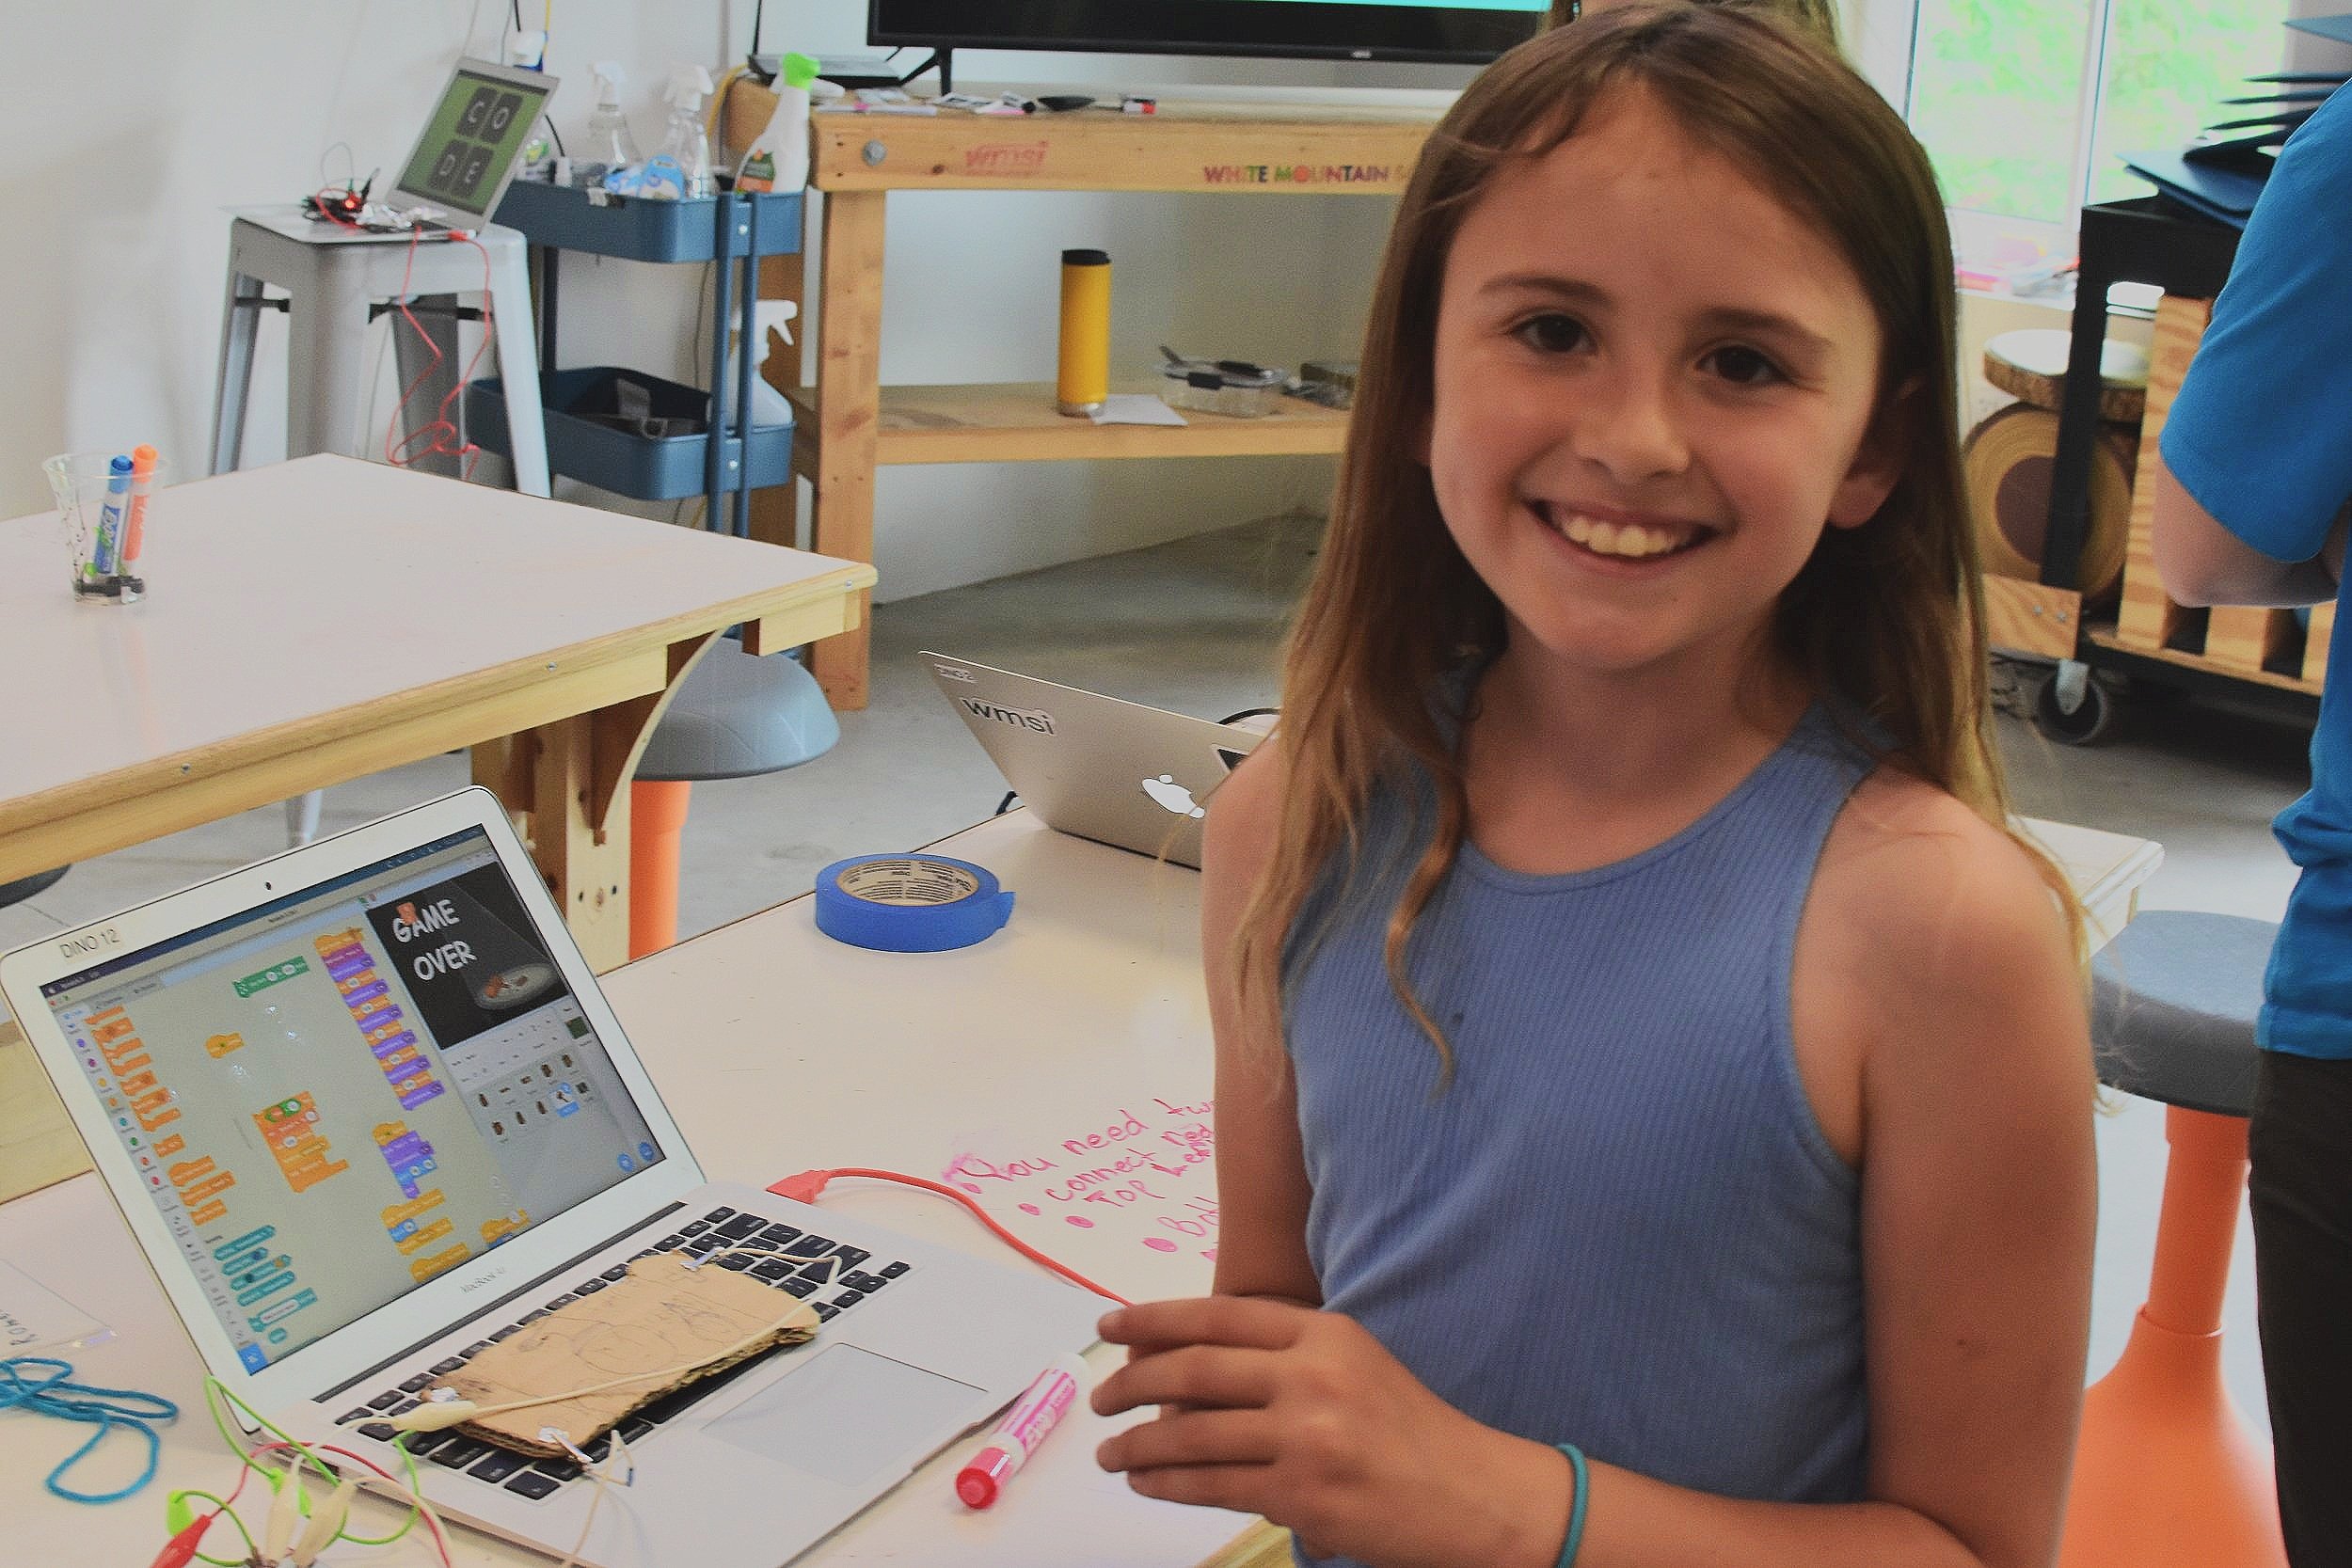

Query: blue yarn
left=0, top=1355, right=179, bottom=1504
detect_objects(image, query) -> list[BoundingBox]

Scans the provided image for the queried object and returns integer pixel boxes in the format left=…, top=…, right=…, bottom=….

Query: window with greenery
left=1897, top=0, right=2289, bottom=227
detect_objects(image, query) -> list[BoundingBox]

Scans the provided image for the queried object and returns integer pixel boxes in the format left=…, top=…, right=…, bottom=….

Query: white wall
left=3, top=2, right=1454, bottom=603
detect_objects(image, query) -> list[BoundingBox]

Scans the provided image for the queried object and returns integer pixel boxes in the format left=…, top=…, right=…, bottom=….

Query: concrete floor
left=0, top=513, right=2312, bottom=1439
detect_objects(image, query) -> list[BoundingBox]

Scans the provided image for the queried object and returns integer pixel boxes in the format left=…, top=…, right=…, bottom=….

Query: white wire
left=359, top=312, right=393, bottom=461
left=549, top=1456, right=619, bottom=1568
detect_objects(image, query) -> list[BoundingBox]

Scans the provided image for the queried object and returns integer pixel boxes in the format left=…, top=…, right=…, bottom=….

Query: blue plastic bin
left=493, top=180, right=803, bottom=263
left=467, top=367, right=793, bottom=502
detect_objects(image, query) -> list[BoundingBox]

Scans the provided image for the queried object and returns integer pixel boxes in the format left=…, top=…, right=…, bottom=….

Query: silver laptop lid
left=389, top=57, right=557, bottom=221
left=924, top=653, right=1263, bottom=869
left=0, top=787, right=699, bottom=1416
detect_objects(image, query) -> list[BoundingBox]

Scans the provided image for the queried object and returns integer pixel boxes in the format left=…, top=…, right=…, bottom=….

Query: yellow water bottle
left=1057, top=248, right=1111, bottom=416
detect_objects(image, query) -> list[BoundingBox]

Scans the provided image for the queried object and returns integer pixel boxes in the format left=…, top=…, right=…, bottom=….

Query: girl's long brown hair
left=1234, top=3, right=2082, bottom=1072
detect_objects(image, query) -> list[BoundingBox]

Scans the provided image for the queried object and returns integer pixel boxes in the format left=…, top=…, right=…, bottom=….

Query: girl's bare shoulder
left=1202, top=734, right=1289, bottom=882
left=1811, top=766, right=2078, bottom=1024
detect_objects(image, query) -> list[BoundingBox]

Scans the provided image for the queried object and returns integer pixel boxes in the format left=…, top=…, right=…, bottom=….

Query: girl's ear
left=1826, top=374, right=1920, bottom=531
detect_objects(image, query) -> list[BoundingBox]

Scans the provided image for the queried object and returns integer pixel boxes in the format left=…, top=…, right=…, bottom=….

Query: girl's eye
left=1705, top=345, right=1784, bottom=387
left=1513, top=313, right=1589, bottom=355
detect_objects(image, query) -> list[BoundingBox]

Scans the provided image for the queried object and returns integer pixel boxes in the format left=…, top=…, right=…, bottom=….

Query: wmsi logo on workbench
left=961, top=699, right=1057, bottom=736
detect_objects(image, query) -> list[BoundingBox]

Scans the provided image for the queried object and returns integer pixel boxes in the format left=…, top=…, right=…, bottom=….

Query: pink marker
left=955, top=1354, right=1087, bottom=1509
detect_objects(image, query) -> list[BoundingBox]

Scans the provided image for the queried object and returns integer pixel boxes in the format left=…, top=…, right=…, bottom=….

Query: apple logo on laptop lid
left=1140, top=775, right=1206, bottom=819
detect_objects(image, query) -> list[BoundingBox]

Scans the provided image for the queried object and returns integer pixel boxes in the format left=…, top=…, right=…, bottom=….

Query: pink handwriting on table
left=943, top=1095, right=1218, bottom=1262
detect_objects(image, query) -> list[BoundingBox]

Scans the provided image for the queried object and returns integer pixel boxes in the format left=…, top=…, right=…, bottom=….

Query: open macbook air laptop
left=925, top=653, right=1266, bottom=869
left=389, top=58, right=554, bottom=232
left=0, top=787, right=1101, bottom=1568
left=304, top=57, right=554, bottom=240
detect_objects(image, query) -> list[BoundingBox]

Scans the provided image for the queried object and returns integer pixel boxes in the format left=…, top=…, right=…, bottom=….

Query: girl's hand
left=1091, top=1297, right=1571, bottom=1568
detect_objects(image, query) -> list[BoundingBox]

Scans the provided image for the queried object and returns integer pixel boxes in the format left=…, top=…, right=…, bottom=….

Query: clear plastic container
left=45, top=449, right=167, bottom=604
left=1159, top=358, right=1285, bottom=418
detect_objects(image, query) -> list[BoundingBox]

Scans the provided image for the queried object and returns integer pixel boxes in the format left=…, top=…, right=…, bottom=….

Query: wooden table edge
left=1195, top=1520, right=1292, bottom=1568
left=0, top=563, right=875, bottom=857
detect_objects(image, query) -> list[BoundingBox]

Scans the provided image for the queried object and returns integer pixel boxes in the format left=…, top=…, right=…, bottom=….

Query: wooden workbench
left=721, top=84, right=1440, bottom=708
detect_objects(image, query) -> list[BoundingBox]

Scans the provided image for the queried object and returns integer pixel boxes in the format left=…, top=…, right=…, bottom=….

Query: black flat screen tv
left=869, top=1, right=1549, bottom=66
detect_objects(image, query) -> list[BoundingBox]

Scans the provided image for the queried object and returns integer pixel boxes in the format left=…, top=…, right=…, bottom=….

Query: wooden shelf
left=785, top=382, right=1350, bottom=467
left=2087, top=626, right=2325, bottom=697
left=723, top=72, right=1427, bottom=707
left=737, top=78, right=1437, bottom=196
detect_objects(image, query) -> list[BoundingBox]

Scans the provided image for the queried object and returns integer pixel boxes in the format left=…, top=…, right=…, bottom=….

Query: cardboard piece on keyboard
left=431, top=1253, right=819, bottom=1457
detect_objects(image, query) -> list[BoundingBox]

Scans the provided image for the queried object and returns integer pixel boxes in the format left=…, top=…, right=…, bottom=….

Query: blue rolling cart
left=470, top=179, right=804, bottom=538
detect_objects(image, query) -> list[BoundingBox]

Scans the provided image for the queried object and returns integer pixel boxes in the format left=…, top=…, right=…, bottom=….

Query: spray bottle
left=735, top=53, right=818, bottom=193
left=638, top=64, right=716, bottom=200
left=580, top=61, right=642, bottom=189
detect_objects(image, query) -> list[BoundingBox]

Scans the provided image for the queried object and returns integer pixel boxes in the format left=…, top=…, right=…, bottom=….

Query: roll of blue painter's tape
left=814, top=855, right=1015, bottom=953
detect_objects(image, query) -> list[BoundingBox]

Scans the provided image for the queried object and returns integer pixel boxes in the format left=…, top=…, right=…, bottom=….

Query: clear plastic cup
left=44, top=450, right=167, bottom=605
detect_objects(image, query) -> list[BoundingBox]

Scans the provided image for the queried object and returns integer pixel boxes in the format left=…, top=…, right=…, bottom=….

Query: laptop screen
left=38, top=828, right=662, bottom=1374
left=395, top=65, right=552, bottom=216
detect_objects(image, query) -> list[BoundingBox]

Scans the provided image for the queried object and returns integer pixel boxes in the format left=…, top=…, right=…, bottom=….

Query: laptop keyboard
left=334, top=1206, right=916, bottom=1500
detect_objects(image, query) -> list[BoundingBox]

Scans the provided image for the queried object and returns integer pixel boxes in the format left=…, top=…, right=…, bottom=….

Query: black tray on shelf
left=467, top=366, right=793, bottom=502
left=493, top=179, right=803, bottom=263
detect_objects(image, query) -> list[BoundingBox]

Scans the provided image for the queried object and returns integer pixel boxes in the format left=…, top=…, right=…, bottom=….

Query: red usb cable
left=384, top=230, right=496, bottom=479
left=768, top=1167, right=1132, bottom=1307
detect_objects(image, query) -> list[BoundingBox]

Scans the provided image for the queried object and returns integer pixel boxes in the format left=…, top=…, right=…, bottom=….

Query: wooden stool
left=628, top=640, right=839, bottom=958
left=2062, top=911, right=2285, bottom=1568
left=1967, top=329, right=2150, bottom=597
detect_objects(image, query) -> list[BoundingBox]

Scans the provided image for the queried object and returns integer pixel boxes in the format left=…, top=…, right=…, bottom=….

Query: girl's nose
left=1566, top=369, right=1689, bottom=485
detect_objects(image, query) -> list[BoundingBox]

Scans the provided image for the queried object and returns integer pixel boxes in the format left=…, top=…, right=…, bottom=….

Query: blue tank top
left=1283, top=706, right=1873, bottom=1557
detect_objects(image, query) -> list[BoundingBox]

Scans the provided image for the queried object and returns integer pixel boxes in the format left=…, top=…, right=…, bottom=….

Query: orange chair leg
left=2058, top=1106, right=2284, bottom=1568
left=628, top=780, right=693, bottom=960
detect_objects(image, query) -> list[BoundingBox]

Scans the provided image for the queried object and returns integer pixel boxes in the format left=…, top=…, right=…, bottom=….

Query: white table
left=0, top=809, right=2160, bottom=1568
left=0, top=455, right=873, bottom=972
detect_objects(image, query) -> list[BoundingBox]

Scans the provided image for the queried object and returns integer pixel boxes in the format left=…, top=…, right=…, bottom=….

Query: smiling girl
left=1090, top=9, right=2096, bottom=1568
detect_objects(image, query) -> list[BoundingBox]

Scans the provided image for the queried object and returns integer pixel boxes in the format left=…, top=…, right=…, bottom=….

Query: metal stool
left=209, top=206, right=552, bottom=846
left=2060, top=911, right=2285, bottom=1568
left=628, top=641, right=840, bottom=959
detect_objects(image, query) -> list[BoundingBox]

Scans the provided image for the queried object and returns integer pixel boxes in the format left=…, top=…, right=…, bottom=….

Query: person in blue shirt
left=2154, top=82, right=2352, bottom=1568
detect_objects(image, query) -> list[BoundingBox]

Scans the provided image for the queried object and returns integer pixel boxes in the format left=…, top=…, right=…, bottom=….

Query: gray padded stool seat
left=0, top=866, right=67, bottom=910
left=638, top=639, right=839, bottom=781
left=2090, top=910, right=2277, bottom=1117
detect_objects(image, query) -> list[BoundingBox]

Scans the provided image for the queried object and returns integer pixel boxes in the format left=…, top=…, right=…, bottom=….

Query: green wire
left=173, top=1487, right=260, bottom=1567
left=201, top=1378, right=422, bottom=1550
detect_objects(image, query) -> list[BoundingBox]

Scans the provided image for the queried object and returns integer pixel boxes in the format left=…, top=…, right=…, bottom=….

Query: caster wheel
left=2033, top=671, right=2115, bottom=745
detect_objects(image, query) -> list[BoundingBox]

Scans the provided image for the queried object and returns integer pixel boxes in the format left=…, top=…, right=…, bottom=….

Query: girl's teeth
left=1549, top=508, right=1691, bottom=558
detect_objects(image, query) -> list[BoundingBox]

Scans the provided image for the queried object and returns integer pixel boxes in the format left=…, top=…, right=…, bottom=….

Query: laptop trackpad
left=704, top=1344, right=985, bottom=1486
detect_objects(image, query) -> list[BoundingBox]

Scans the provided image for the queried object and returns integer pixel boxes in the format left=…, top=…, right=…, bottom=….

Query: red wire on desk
left=769, top=1167, right=1133, bottom=1307
left=308, top=185, right=368, bottom=231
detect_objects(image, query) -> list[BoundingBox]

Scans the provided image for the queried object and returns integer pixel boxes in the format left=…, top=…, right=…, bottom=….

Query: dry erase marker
left=121, top=445, right=158, bottom=572
left=91, top=454, right=133, bottom=576
left=956, top=1353, right=1087, bottom=1509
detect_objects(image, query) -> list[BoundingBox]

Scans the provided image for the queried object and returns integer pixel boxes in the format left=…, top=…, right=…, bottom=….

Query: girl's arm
left=1099, top=782, right=2096, bottom=1568
left=1564, top=787, right=2097, bottom=1568
left=1198, top=739, right=1323, bottom=1309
